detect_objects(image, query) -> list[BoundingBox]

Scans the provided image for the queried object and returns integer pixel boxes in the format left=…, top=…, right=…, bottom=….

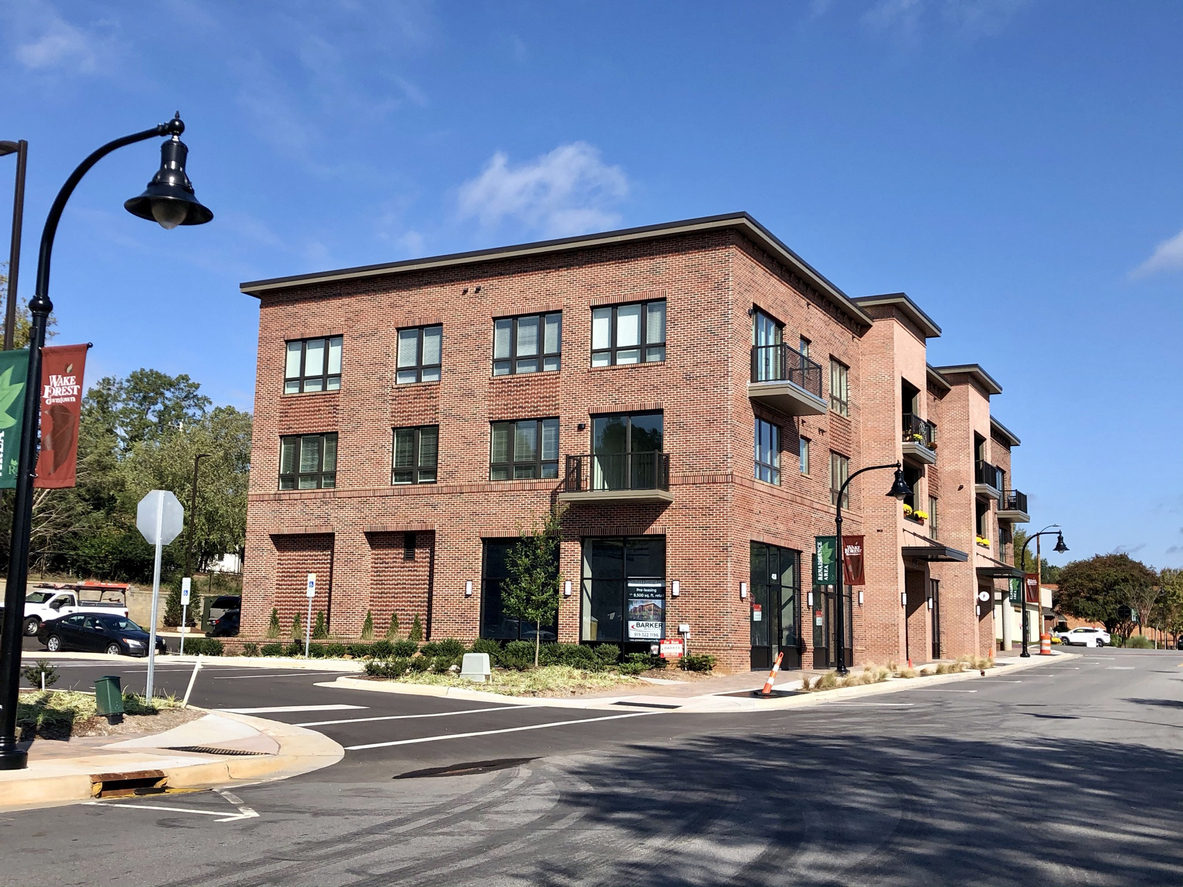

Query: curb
left=19, top=651, right=365, bottom=672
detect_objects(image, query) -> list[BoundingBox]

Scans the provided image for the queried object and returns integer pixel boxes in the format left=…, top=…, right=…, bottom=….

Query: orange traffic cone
left=754, top=652, right=784, bottom=698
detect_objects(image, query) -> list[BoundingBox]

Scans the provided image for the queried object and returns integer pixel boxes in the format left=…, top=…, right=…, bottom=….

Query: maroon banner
left=1024, top=573, right=1040, bottom=604
left=843, top=536, right=866, bottom=586
left=35, top=344, right=88, bottom=489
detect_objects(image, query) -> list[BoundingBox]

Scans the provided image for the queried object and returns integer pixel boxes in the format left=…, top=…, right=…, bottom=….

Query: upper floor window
left=830, top=359, right=850, bottom=417
left=280, top=433, right=337, bottom=490
left=755, top=418, right=780, bottom=485
left=800, top=437, right=811, bottom=476
left=396, top=325, right=442, bottom=384
left=392, top=426, right=438, bottom=485
left=494, top=312, right=561, bottom=376
left=491, top=418, right=559, bottom=480
left=591, top=300, right=665, bottom=367
left=285, top=336, right=342, bottom=394
left=830, top=451, right=850, bottom=508
left=799, top=337, right=811, bottom=358
left=928, top=496, right=939, bottom=540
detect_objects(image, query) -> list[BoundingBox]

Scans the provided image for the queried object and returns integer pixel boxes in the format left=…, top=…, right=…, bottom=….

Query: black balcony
left=998, top=489, right=1030, bottom=523
left=975, top=460, right=1003, bottom=497
left=901, top=413, right=937, bottom=464
left=748, top=344, right=826, bottom=416
left=558, top=452, right=673, bottom=504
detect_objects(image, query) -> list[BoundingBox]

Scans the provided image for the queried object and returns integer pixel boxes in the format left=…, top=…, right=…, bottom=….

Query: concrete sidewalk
left=0, top=710, right=343, bottom=812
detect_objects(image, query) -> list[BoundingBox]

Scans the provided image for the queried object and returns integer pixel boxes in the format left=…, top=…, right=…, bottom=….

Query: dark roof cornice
left=932, top=363, right=1003, bottom=396
left=853, top=292, right=942, bottom=338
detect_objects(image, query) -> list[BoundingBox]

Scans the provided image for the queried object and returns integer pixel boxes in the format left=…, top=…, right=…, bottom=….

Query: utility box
left=94, top=675, right=125, bottom=723
left=460, top=653, right=492, bottom=683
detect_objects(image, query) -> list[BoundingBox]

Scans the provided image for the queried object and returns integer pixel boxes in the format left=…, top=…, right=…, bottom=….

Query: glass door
left=750, top=542, right=800, bottom=670
left=592, top=412, right=663, bottom=491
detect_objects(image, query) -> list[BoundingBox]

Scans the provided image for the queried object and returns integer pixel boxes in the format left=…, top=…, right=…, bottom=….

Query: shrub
left=407, top=655, right=431, bottom=673
left=346, top=643, right=371, bottom=659
left=679, top=654, right=716, bottom=673
left=312, top=611, right=328, bottom=640
left=391, top=640, right=418, bottom=657
left=369, top=640, right=393, bottom=658
left=241, top=642, right=259, bottom=657
left=360, top=611, right=374, bottom=641
left=470, top=638, right=501, bottom=657
left=500, top=641, right=535, bottom=670
left=21, top=660, right=58, bottom=689
left=1125, top=634, right=1154, bottom=649
left=432, top=655, right=461, bottom=673
left=365, top=657, right=411, bottom=678
left=409, top=614, right=424, bottom=642
left=323, top=642, right=347, bottom=658
left=594, top=644, right=621, bottom=666
left=260, top=643, right=284, bottom=657
left=290, top=613, right=303, bottom=640
left=186, top=638, right=223, bottom=657
left=386, top=612, right=401, bottom=640
left=306, top=644, right=325, bottom=659
left=266, top=608, right=281, bottom=639
left=624, top=652, right=661, bottom=672
left=419, top=641, right=440, bottom=657
left=618, top=660, right=647, bottom=676
left=434, top=638, right=466, bottom=658
left=284, top=640, right=303, bottom=657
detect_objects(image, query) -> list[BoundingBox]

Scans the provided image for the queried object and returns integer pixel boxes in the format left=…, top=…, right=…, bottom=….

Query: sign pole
left=305, top=573, right=316, bottom=658
left=146, top=495, right=164, bottom=699
left=180, top=577, right=191, bottom=657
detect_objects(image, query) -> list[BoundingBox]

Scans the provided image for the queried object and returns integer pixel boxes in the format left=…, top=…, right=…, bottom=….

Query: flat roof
left=239, top=212, right=874, bottom=327
left=990, top=416, right=1021, bottom=447
left=931, top=364, right=1003, bottom=396
left=853, top=293, right=942, bottom=339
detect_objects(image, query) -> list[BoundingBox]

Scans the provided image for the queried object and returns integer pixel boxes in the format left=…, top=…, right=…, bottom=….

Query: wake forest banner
left=35, top=344, right=89, bottom=488
left=0, top=349, right=30, bottom=489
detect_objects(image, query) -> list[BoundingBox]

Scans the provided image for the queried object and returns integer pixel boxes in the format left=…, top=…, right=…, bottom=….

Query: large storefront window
left=749, top=542, right=801, bottom=670
left=580, top=536, right=666, bottom=644
left=480, top=539, right=559, bottom=641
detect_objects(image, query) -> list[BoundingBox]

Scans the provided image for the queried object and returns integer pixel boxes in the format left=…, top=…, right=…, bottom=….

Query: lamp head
left=124, top=133, right=213, bottom=229
left=887, top=467, right=911, bottom=501
left=1053, top=532, right=1069, bottom=554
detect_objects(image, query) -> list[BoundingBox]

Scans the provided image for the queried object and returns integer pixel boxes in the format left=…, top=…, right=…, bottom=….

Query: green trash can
left=95, top=675, right=125, bottom=723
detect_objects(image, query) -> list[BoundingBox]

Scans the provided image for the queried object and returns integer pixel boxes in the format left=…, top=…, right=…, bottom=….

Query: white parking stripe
left=221, top=704, right=367, bottom=714
left=298, top=705, right=516, bottom=727
left=346, top=710, right=662, bottom=750
left=211, top=671, right=348, bottom=680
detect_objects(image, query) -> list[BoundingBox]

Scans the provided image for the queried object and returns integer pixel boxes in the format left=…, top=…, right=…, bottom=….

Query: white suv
left=1057, top=626, right=1111, bottom=647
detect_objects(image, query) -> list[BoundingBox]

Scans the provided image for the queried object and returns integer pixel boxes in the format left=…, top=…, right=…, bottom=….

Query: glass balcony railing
left=562, top=452, right=670, bottom=495
left=750, top=344, right=823, bottom=398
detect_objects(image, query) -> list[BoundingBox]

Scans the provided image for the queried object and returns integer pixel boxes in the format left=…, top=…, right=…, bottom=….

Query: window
left=976, top=499, right=990, bottom=537
left=752, top=309, right=784, bottom=382
left=799, top=337, right=811, bottom=358
left=591, top=412, right=664, bottom=490
left=800, top=437, right=810, bottom=475
left=490, top=418, right=559, bottom=480
left=396, top=325, right=442, bottom=384
left=279, top=433, right=337, bottom=490
left=392, top=426, right=438, bottom=485
left=481, top=538, right=559, bottom=641
left=928, top=496, right=939, bottom=540
left=830, top=359, right=849, bottom=416
left=494, top=312, right=561, bottom=375
left=830, top=451, right=850, bottom=508
left=591, top=300, right=665, bottom=366
left=755, top=418, right=780, bottom=485
left=581, top=536, right=666, bottom=643
left=285, top=336, right=342, bottom=394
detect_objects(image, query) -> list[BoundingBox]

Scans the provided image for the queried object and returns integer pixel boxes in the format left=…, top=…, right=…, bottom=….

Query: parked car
left=1176, top=636, right=1183, bottom=651
left=22, top=583, right=129, bottom=636
left=206, top=609, right=240, bottom=638
left=37, top=612, right=167, bottom=657
left=207, top=595, right=241, bottom=626
left=1056, top=626, right=1111, bottom=647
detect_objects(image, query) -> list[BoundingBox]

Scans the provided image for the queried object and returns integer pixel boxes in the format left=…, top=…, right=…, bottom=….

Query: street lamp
left=0, top=138, right=28, bottom=351
left=185, top=452, right=213, bottom=582
left=0, top=114, right=212, bottom=771
left=1017, top=526, right=1068, bottom=658
left=833, top=462, right=911, bottom=675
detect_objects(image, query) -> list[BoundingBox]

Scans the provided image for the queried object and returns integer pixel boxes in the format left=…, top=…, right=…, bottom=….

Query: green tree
left=1156, top=569, right=1183, bottom=641
left=267, top=607, right=281, bottom=639
left=501, top=507, right=564, bottom=667
left=361, top=611, right=374, bottom=641
left=1055, top=554, right=1158, bottom=636
left=408, top=614, right=423, bottom=643
left=312, top=610, right=328, bottom=639
left=386, top=612, right=401, bottom=640
left=1011, top=528, right=1061, bottom=583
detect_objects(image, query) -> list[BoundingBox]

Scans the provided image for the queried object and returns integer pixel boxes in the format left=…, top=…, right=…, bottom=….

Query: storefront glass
left=581, top=536, right=666, bottom=643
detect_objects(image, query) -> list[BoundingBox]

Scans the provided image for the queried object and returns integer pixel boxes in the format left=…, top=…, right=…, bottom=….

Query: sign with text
left=1024, top=573, right=1040, bottom=604
left=307, top=573, right=317, bottom=598
left=842, top=536, right=866, bottom=586
left=1009, top=578, right=1022, bottom=606
left=626, top=581, right=665, bottom=640
left=814, top=536, right=837, bottom=584
left=659, top=637, right=685, bottom=659
left=0, top=348, right=29, bottom=489
left=35, top=344, right=88, bottom=488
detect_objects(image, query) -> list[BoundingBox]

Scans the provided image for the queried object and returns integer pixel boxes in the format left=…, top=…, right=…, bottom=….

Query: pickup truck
left=22, top=582, right=130, bottom=637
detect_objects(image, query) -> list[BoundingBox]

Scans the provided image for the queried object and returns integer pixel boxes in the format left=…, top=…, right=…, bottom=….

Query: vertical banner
left=35, top=344, right=88, bottom=488
left=842, top=536, right=866, bottom=586
left=0, top=348, right=30, bottom=489
left=1024, top=573, right=1040, bottom=604
left=814, top=536, right=836, bottom=584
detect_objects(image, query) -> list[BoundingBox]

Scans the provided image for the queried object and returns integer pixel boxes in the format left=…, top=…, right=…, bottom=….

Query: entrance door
left=811, top=586, right=852, bottom=669
left=749, top=542, right=801, bottom=671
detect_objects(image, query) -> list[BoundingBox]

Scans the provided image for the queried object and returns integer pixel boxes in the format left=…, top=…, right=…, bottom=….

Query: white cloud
left=9, top=2, right=121, bottom=75
left=1131, top=227, right=1183, bottom=278
left=457, top=143, right=629, bottom=238
left=859, top=0, right=1027, bottom=45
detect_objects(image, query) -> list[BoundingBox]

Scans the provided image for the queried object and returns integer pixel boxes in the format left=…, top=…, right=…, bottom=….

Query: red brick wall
left=270, top=534, right=333, bottom=632
left=367, top=531, right=434, bottom=637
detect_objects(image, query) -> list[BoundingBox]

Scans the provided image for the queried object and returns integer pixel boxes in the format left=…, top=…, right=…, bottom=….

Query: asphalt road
left=5, top=647, right=1183, bottom=886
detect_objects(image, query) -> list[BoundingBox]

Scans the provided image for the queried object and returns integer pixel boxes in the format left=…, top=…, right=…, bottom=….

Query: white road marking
left=1107, top=666, right=1136, bottom=670
left=86, top=789, right=259, bottom=823
left=221, top=704, right=367, bottom=714
left=908, top=688, right=979, bottom=693
left=817, top=702, right=916, bottom=707
left=211, top=671, right=348, bottom=680
left=346, top=710, right=663, bottom=751
left=297, top=705, right=516, bottom=727
left=980, top=680, right=1024, bottom=683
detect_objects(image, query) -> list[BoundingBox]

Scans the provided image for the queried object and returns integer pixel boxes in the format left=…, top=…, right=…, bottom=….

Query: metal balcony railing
left=1000, top=489, right=1028, bottom=514
left=902, top=414, right=937, bottom=449
left=976, top=460, right=1003, bottom=490
left=750, top=344, right=823, bottom=398
left=562, top=452, right=670, bottom=494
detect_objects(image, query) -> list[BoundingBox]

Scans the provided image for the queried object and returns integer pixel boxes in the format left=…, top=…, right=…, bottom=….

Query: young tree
left=501, top=506, right=565, bottom=667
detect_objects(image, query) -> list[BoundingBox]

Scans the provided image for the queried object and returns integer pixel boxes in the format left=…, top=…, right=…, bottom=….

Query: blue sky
left=2, top=0, right=1181, bottom=569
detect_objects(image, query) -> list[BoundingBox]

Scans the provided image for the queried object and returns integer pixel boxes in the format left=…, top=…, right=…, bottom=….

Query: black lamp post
left=0, top=114, right=212, bottom=771
left=0, top=138, right=28, bottom=351
left=185, top=452, right=212, bottom=582
left=1017, top=526, right=1068, bottom=658
left=833, top=461, right=911, bottom=675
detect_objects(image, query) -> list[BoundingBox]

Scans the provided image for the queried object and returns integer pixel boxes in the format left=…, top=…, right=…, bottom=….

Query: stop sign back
left=137, top=490, right=184, bottom=546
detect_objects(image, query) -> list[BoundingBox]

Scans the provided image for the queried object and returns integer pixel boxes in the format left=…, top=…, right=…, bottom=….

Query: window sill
left=393, top=380, right=441, bottom=388
left=489, top=369, right=561, bottom=380
left=281, top=389, right=341, bottom=397
left=588, top=360, right=665, bottom=373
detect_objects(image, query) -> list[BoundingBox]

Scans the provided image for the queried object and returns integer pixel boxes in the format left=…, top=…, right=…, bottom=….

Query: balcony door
left=592, top=412, right=663, bottom=491
left=752, top=309, right=784, bottom=382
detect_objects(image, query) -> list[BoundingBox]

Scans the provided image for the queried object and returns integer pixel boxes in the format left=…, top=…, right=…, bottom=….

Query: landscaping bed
left=802, top=656, right=994, bottom=692
left=16, top=689, right=201, bottom=741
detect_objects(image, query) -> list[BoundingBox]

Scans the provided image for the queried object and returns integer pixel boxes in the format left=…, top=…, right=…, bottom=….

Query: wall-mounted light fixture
left=671, top=580, right=680, bottom=597
left=465, top=580, right=473, bottom=597
left=740, top=581, right=748, bottom=600
left=807, top=591, right=814, bottom=607
left=563, top=580, right=572, bottom=598
left=927, top=596, right=934, bottom=610
left=576, top=422, right=586, bottom=431
left=901, top=592, right=907, bottom=607
left=858, top=590, right=864, bottom=606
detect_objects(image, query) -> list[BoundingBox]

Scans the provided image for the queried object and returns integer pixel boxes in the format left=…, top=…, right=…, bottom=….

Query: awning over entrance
left=976, top=565, right=1024, bottom=580
left=902, top=544, right=969, bottom=563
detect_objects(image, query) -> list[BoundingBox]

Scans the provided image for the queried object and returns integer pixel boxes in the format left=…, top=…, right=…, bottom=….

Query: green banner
left=814, top=536, right=837, bottom=584
left=0, top=349, right=30, bottom=489
left=1008, top=577, right=1022, bottom=606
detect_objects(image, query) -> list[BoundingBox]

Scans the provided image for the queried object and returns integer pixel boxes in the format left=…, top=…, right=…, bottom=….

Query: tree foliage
left=1011, top=528, right=1062, bottom=583
left=1054, top=553, right=1158, bottom=636
left=501, top=506, right=565, bottom=667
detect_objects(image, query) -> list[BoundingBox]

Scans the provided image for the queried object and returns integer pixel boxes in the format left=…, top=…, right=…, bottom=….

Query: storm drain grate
left=168, top=745, right=269, bottom=756
left=91, top=770, right=167, bottom=799
left=612, top=700, right=682, bottom=709
left=394, top=758, right=537, bottom=779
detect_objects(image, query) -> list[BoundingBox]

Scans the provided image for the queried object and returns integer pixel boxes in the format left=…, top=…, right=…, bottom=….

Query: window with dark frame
left=481, top=538, right=559, bottom=641
left=279, top=433, right=338, bottom=490
left=403, top=532, right=417, bottom=560
left=829, top=358, right=850, bottom=417
left=392, top=426, right=438, bottom=485
left=580, top=536, right=666, bottom=643
left=284, top=336, right=343, bottom=394
left=490, top=418, right=559, bottom=480
left=830, top=451, right=850, bottom=508
left=800, top=437, right=811, bottom=475
left=396, top=325, right=442, bottom=384
left=493, top=312, right=561, bottom=375
left=755, top=418, right=781, bottom=485
left=929, top=495, right=939, bottom=540
left=591, top=300, right=666, bottom=367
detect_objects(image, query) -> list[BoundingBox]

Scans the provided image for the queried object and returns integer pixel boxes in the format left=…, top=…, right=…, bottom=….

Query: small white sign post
left=137, top=490, right=184, bottom=699
left=305, top=573, right=316, bottom=658
left=180, top=577, right=191, bottom=656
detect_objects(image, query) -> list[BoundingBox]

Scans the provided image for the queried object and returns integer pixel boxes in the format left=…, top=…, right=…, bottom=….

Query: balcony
left=747, top=344, right=826, bottom=416
left=901, top=413, right=937, bottom=465
left=975, top=460, right=1003, bottom=500
left=558, top=452, right=674, bottom=504
left=997, top=489, right=1030, bottom=523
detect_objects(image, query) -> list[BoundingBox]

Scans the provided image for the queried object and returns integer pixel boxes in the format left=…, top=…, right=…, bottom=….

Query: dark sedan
left=206, top=609, right=240, bottom=638
left=37, top=613, right=167, bottom=657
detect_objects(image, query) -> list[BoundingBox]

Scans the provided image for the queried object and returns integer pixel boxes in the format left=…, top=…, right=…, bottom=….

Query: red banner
left=35, top=344, right=88, bottom=489
left=843, top=536, right=866, bottom=586
left=1024, top=573, right=1040, bottom=604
